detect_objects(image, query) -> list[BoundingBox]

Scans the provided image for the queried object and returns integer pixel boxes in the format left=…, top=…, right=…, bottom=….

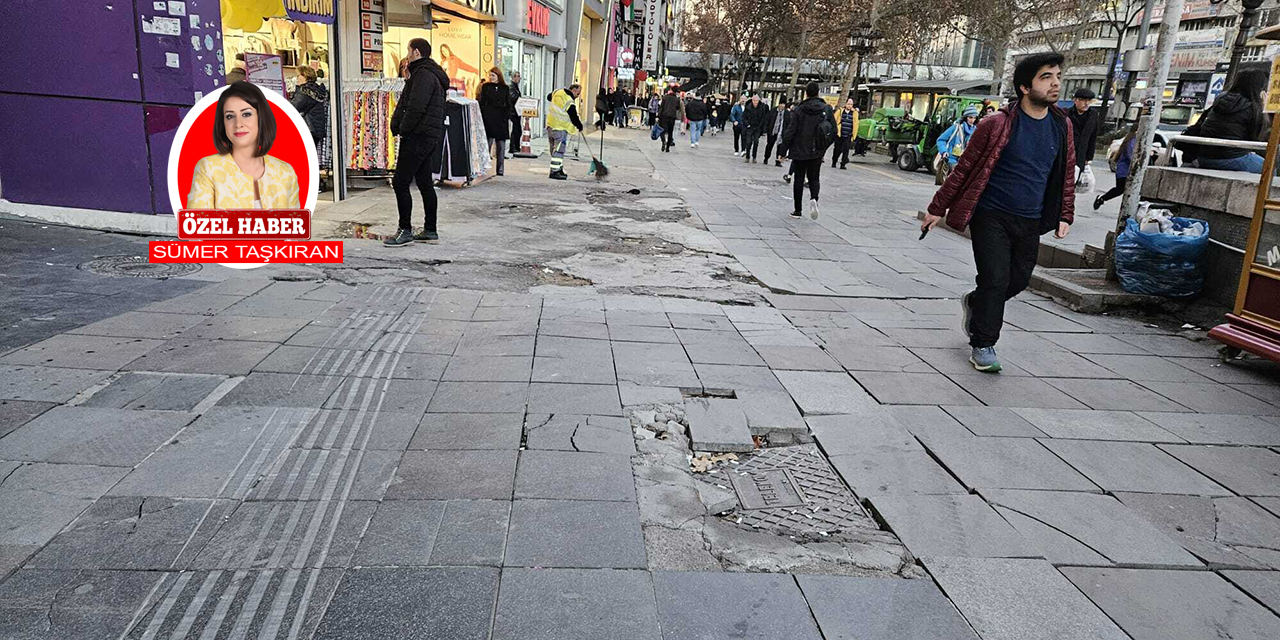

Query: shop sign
left=1266, top=56, right=1280, bottom=114
left=283, top=0, right=335, bottom=24
left=1204, top=72, right=1227, bottom=109
left=1169, top=28, right=1227, bottom=72
left=641, top=0, right=661, bottom=71
left=360, top=0, right=384, bottom=76
left=454, top=0, right=500, bottom=19
left=617, top=67, right=635, bottom=80
left=525, top=0, right=550, bottom=37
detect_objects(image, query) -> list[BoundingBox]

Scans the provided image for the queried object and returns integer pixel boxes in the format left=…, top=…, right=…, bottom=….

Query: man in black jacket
left=741, top=94, right=770, bottom=163
left=781, top=82, right=836, bottom=220
left=1066, top=87, right=1098, bottom=178
left=763, top=101, right=790, bottom=166
left=385, top=38, right=450, bottom=247
left=658, top=88, right=681, bottom=152
left=508, top=71, right=523, bottom=155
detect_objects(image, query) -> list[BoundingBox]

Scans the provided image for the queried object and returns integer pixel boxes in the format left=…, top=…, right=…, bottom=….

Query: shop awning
left=221, top=0, right=335, bottom=29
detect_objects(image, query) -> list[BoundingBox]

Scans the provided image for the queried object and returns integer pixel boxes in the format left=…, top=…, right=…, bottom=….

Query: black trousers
left=967, top=209, right=1041, bottom=348
left=659, top=116, right=676, bottom=149
left=1098, top=176, right=1126, bottom=204
left=832, top=137, right=851, bottom=167
left=744, top=128, right=762, bottom=159
left=763, top=134, right=780, bottom=163
left=393, top=133, right=438, bottom=232
left=508, top=114, right=522, bottom=153
left=732, top=124, right=742, bottom=152
left=791, top=158, right=822, bottom=213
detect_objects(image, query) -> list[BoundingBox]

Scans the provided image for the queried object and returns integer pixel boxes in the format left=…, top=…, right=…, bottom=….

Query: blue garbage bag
left=650, top=123, right=664, bottom=141
left=1114, top=217, right=1210, bottom=298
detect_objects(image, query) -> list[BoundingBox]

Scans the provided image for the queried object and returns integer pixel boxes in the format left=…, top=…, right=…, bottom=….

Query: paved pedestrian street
left=3, top=128, right=1280, bottom=639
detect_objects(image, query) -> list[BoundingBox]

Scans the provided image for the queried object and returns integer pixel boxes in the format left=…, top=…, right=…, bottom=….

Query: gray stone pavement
left=1, top=126, right=1279, bottom=638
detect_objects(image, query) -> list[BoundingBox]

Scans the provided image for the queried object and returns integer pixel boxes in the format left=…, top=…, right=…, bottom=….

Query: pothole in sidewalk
left=629, top=403, right=916, bottom=577
left=534, top=265, right=593, bottom=286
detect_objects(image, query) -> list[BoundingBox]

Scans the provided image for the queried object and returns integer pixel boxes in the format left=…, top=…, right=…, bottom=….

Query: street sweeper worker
left=546, top=83, right=584, bottom=180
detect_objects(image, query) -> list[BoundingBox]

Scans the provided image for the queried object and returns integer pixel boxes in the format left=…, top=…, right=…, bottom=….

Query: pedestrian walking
left=922, top=52, right=1075, bottom=373
left=831, top=98, right=858, bottom=169
left=648, top=93, right=661, bottom=127
left=507, top=71, right=523, bottom=155
left=763, top=100, right=790, bottom=166
left=730, top=97, right=745, bottom=155
left=289, top=66, right=328, bottom=149
left=478, top=67, right=510, bottom=176
left=934, top=105, right=978, bottom=185
left=685, top=93, right=710, bottom=147
left=678, top=92, right=688, bottom=136
left=780, top=82, right=836, bottom=219
left=546, top=83, right=584, bottom=180
left=385, top=39, right=450, bottom=247
left=658, top=87, right=681, bottom=152
left=594, top=88, right=611, bottom=131
left=742, top=94, right=769, bottom=163
left=611, top=88, right=627, bottom=128
left=1066, top=87, right=1099, bottom=181
left=1095, top=125, right=1136, bottom=210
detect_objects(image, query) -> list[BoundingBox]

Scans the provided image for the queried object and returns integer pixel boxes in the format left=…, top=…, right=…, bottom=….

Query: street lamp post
left=1221, top=0, right=1265, bottom=87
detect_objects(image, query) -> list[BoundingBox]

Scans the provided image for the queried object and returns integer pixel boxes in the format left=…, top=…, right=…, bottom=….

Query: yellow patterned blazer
left=187, top=153, right=301, bottom=209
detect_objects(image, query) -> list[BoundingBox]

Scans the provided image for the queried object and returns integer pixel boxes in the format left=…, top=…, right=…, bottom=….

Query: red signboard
left=176, top=209, right=312, bottom=240
left=525, top=0, right=550, bottom=37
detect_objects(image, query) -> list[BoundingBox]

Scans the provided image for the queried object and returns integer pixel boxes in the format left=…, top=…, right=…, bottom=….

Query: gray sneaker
left=960, top=291, right=973, bottom=338
left=970, top=347, right=1002, bottom=373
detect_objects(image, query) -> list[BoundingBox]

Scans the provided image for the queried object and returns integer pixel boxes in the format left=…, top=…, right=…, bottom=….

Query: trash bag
left=1074, top=165, right=1095, bottom=194
left=1114, top=216, right=1210, bottom=298
left=650, top=123, right=664, bottom=140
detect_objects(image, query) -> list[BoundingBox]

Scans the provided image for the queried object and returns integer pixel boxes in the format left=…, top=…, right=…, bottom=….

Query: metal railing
left=1160, top=135, right=1269, bottom=166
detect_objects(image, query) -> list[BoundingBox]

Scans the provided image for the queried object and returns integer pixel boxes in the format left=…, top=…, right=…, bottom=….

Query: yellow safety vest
left=547, top=89, right=579, bottom=133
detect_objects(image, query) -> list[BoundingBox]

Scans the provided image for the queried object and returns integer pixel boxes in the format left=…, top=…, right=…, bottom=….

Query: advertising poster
left=244, top=52, right=287, bottom=97
left=434, top=19, right=483, bottom=96
left=641, top=0, right=660, bottom=72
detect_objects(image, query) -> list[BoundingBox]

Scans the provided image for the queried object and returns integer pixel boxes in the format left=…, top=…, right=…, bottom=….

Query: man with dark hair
left=781, top=81, right=836, bottom=219
left=922, top=51, right=1075, bottom=372
left=658, top=86, right=681, bottom=152
left=385, top=38, right=450, bottom=247
left=1067, top=87, right=1098, bottom=177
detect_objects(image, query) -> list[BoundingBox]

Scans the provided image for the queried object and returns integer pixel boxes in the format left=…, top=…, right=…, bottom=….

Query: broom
left=578, top=129, right=609, bottom=179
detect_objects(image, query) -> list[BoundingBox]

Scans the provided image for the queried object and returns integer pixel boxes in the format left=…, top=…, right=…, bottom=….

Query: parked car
left=1108, top=126, right=1185, bottom=172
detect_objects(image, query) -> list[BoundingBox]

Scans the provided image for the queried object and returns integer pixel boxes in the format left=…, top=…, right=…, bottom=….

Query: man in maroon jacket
left=922, top=52, right=1075, bottom=373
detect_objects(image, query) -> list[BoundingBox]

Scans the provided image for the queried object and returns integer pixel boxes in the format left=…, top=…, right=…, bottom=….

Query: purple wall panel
left=147, top=105, right=189, bottom=214
left=0, top=1, right=142, bottom=101
left=0, top=94, right=153, bottom=213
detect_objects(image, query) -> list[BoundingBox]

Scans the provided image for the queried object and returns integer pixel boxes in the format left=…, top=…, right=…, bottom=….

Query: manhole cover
left=713, top=445, right=871, bottom=535
left=79, top=255, right=201, bottom=278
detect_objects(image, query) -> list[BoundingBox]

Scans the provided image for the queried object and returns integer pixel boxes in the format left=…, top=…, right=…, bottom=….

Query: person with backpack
left=1094, top=125, right=1137, bottom=210
left=921, top=52, right=1075, bottom=373
left=781, top=82, right=836, bottom=219
left=934, top=105, right=978, bottom=184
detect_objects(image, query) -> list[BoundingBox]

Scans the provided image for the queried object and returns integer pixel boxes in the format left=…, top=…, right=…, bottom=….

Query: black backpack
left=815, top=106, right=836, bottom=152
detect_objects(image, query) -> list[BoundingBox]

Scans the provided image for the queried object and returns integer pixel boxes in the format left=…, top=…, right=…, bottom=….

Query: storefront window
left=497, top=37, right=519, bottom=80
left=384, top=18, right=485, bottom=97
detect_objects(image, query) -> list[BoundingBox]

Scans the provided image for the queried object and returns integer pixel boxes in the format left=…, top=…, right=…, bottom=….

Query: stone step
left=684, top=397, right=754, bottom=453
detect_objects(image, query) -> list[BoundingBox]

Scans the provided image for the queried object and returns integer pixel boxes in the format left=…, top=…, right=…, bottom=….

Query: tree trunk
left=788, top=27, right=810, bottom=95
left=837, top=53, right=858, bottom=103
left=1099, top=25, right=1126, bottom=125
left=990, top=37, right=1010, bottom=96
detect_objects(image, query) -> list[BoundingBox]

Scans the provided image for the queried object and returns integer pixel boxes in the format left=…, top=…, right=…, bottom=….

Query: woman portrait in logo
left=187, top=81, right=300, bottom=209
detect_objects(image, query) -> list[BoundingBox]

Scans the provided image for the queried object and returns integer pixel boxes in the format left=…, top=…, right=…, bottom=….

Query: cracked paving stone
left=1158, top=444, right=1280, bottom=497
left=25, top=497, right=233, bottom=571
left=1115, top=493, right=1280, bottom=569
left=0, top=462, right=130, bottom=548
left=244, top=449, right=400, bottom=501
left=980, top=489, right=1202, bottom=568
left=917, top=432, right=1098, bottom=492
left=1040, top=440, right=1231, bottom=495
left=527, top=382, right=621, bottom=416
left=869, top=494, right=1038, bottom=559
left=79, top=372, right=224, bottom=412
left=684, top=397, right=753, bottom=452
left=492, top=568, right=661, bottom=640
left=1221, top=570, right=1280, bottom=616
left=925, top=557, right=1129, bottom=640
left=0, top=569, right=168, bottom=640
left=797, top=574, right=979, bottom=640
left=515, top=450, right=636, bottom=501
left=1062, top=567, right=1280, bottom=640
left=652, top=571, right=824, bottom=640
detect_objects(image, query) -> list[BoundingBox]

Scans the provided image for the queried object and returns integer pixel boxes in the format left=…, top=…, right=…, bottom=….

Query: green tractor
left=854, top=79, right=997, bottom=174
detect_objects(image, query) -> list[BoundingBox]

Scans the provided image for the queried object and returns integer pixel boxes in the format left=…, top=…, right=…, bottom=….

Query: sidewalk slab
left=653, top=571, right=824, bottom=640
left=797, top=574, right=978, bottom=640
left=685, top=397, right=753, bottom=452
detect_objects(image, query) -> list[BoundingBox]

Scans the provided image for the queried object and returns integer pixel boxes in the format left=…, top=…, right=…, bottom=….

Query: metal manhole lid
left=717, top=444, right=873, bottom=535
left=79, top=255, right=202, bottom=278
